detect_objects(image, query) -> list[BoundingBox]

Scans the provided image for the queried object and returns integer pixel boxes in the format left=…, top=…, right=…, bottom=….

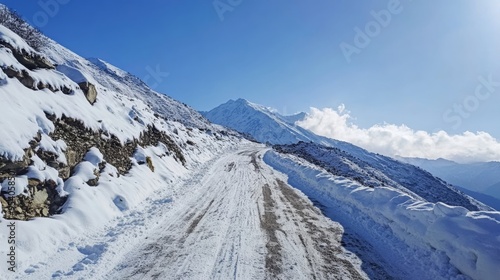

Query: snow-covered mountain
left=205, top=98, right=491, bottom=211
left=397, top=157, right=500, bottom=200
left=0, top=19, right=242, bottom=277
left=203, top=98, right=331, bottom=145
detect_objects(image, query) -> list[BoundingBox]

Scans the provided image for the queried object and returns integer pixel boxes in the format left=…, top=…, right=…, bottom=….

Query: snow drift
left=264, top=151, right=500, bottom=280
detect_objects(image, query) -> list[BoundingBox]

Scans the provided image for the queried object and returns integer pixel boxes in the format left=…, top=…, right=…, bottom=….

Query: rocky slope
left=0, top=22, right=241, bottom=222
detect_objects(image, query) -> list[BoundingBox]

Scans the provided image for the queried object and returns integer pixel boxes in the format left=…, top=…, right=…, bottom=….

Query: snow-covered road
left=18, top=145, right=371, bottom=280
left=106, top=147, right=368, bottom=280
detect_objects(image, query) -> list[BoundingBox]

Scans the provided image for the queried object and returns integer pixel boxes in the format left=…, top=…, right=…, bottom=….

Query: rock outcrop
left=0, top=40, right=54, bottom=70
left=0, top=45, right=72, bottom=93
left=146, top=156, right=155, bottom=172
left=1, top=179, right=65, bottom=220
left=78, top=81, right=97, bottom=105
left=0, top=114, right=185, bottom=220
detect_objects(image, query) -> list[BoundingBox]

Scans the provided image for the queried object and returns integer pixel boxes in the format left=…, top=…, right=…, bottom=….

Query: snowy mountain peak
left=206, top=98, right=492, bottom=211
left=204, top=98, right=328, bottom=145
left=280, top=112, right=308, bottom=125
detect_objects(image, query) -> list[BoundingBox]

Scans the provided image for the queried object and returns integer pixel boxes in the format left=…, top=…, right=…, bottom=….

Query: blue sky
left=2, top=0, right=500, bottom=139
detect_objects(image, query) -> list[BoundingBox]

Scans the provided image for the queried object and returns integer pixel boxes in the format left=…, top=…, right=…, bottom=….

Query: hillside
left=0, top=21, right=243, bottom=276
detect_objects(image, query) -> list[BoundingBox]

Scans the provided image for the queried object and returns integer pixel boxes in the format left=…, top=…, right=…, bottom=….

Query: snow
left=0, top=25, right=36, bottom=55
left=204, top=98, right=332, bottom=145
left=83, top=147, right=104, bottom=166
left=206, top=99, right=490, bottom=211
left=56, top=64, right=89, bottom=84
left=38, top=134, right=67, bottom=164
left=264, top=150, right=500, bottom=280
left=0, top=23, right=243, bottom=278
left=1, top=20, right=499, bottom=280
left=0, top=135, right=241, bottom=277
left=276, top=142, right=489, bottom=211
left=87, top=57, right=129, bottom=78
left=2, top=146, right=372, bottom=280
left=1, top=176, right=28, bottom=197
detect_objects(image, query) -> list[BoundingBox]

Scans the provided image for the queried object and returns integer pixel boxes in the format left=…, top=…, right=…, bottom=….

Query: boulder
left=78, top=82, right=97, bottom=105
left=28, top=178, right=41, bottom=187
left=0, top=196, right=8, bottom=208
left=87, top=178, right=99, bottom=186
left=146, top=156, right=155, bottom=172
left=58, top=167, right=70, bottom=179
left=32, top=189, right=48, bottom=206
left=87, top=168, right=100, bottom=186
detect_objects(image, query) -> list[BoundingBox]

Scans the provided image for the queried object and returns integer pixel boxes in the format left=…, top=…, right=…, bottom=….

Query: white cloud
left=297, top=106, right=500, bottom=163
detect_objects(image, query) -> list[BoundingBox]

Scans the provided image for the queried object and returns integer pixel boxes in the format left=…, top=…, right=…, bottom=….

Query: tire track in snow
left=37, top=145, right=372, bottom=280
left=107, top=146, right=268, bottom=280
left=275, top=179, right=364, bottom=280
left=186, top=199, right=215, bottom=234
left=261, top=184, right=283, bottom=278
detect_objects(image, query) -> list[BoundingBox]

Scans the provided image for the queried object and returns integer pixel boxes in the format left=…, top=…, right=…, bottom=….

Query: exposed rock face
left=78, top=81, right=97, bottom=105
left=146, top=156, right=155, bottom=172
left=0, top=42, right=72, bottom=93
left=2, top=67, right=36, bottom=89
left=0, top=179, right=65, bottom=220
left=0, top=40, right=55, bottom=70
left=0, top=148, right=32, bottom=175
left=0, top=113, right=185, bottom=221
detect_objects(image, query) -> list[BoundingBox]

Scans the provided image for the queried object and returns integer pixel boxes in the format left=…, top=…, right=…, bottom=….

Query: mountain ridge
left=205, top=98, right=492, bottom=211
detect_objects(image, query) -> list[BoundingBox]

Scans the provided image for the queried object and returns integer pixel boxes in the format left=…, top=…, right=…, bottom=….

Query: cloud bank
left=297, top=106, right=500, bottom=163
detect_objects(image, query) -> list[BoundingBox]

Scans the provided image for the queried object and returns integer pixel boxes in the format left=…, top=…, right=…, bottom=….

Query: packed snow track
left=17, top=145, right=370, bottom=280
left=107, top=147, right=366, bottom=280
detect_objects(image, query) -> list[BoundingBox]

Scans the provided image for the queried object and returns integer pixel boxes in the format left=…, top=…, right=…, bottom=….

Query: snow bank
left=264, top=151, right=500, bottom=280
left=56, top=65, right=89, bottom=84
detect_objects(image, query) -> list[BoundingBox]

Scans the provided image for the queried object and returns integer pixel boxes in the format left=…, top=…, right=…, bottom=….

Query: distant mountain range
left=203, top=99, right=492, bottom=211
left=396, top=157, right=500, bottom=209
